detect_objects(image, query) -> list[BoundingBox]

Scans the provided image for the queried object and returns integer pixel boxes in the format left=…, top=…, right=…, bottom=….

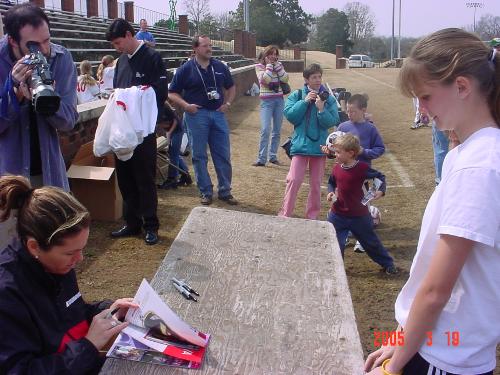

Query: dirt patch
left=77, top=57, right=499, bottom=373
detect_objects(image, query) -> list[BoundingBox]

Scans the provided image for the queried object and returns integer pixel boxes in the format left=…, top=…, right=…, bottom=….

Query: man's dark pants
left=115, top=133, right=159, bottom=231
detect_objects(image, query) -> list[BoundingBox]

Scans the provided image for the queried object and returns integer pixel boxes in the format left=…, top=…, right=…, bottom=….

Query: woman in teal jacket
left=278, top=64, right=339, bottom=219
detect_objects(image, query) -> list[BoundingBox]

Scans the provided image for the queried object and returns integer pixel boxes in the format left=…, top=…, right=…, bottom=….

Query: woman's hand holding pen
left=108, top=297, right=139, bottom=321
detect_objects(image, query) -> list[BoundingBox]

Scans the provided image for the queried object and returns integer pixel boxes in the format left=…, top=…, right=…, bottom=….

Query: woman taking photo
left=253, top=45, right=289, bottom=166
left=0, top=175, right=137, bottom=374
left=278, top=63, right=339, bottom=219
left=365, top=28, right=499, bottom=375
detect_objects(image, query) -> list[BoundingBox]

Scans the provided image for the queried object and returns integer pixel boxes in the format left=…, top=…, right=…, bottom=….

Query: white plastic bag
left=94, top=93, right=139, bottom=161
left=108, top=102, right=138, bottom=161
left=93, top=93, right=114, bottom=157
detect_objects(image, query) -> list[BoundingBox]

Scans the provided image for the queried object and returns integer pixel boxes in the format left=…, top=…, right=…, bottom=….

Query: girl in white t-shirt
left=365, top=29, right=500, bottom=375
left=97, top=55, right=115, bottom=93
left=76, top=60, right=100, bottom=104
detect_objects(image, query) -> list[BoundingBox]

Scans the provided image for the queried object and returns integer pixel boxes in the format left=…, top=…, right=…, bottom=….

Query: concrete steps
left=0, top=3, right=255, bottom=70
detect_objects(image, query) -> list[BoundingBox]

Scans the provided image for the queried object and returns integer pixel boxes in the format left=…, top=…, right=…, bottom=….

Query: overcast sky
left=131, top=0, right=500, bottom=38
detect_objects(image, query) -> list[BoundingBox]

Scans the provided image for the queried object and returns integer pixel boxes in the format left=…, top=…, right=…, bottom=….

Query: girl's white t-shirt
left=395, top=127, right=500, bottom=374
left=101, top=66, right=115, bottom=91
left=76, top=76, right=100, bottom=104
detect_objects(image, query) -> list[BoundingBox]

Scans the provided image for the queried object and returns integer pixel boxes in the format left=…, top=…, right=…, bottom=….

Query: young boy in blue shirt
left=326, top=133, right=397, bottom=275
left=337, top=94, right=385, bottom=252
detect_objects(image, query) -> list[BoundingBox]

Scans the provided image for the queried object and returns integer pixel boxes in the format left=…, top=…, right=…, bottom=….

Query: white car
left=348, top=54, right=375, bottom=68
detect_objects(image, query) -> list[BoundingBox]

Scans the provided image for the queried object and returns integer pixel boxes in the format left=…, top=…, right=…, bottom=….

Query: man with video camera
left=0, top=3, right=78, bottom=191
left=169, top=35, right=237, bottom=206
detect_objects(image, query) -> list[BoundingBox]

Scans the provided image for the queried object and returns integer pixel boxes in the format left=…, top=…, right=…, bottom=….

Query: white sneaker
left=354, top=241, right=365, bottom=253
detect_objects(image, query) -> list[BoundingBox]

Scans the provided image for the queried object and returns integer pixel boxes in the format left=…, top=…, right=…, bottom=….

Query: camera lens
left=319, top=91, right=330, bottom=101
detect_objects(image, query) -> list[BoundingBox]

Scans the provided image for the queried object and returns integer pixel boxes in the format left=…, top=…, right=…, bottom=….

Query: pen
left=105, top=307, right=120, bottom=320
left=173, top=282, right=198, bottom=302
left=172, top=277, right=200, bottom=296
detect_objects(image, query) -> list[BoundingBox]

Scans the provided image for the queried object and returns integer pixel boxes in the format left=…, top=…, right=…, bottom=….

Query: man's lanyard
left=194, top=61, right=217, bottom=92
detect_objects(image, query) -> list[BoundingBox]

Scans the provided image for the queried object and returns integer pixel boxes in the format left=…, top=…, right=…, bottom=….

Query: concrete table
left=100, top=207, right=364, bottom=375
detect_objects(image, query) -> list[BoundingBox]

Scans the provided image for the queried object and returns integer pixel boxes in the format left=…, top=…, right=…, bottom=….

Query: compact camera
left=207, top=90, right=220, bottom=101
left=318, top=91, right=330, bottom=101
left=268, top=81, right=280, bottom=93
left=24, top=41, right=60, bottom=115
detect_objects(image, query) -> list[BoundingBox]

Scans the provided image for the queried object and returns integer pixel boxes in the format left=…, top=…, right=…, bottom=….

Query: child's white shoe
left=354, top=241, right=365, bottom=253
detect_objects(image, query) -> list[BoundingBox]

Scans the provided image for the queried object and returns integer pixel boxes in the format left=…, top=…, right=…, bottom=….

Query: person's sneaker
left=218, top=194, right=238, bottom=205
left=384, top=265, right=399, bottom=275
left=410, top=121, right=429, bottom=130
left=252, top=161, right=265, bottom=167
left=354, top=241, right=365, bottom=253
left=269, top=159, right=281, bottom=166
left=200, top=195, right=213, bottom=205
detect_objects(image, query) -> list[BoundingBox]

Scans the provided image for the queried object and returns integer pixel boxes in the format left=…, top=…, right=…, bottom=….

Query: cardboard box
left=67, top=141, right=123, bottom=221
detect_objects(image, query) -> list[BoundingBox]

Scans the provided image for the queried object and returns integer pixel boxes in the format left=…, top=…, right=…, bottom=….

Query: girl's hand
left=364, top=345, right=396, bottom=372
left=373, top=191, right=384, bottom=200
left=327, top=192, right=335, bottom=202
left=108, top=298, right=139, bottom=321
left=366, top=367, right=383, bottom=375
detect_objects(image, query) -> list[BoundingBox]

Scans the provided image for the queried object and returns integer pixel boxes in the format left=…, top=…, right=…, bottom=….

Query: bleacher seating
left=0, top=3, right=255, bottom=71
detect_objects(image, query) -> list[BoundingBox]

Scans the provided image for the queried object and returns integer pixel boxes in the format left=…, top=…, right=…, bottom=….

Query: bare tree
left=213, top=11, right=234, bottom=29
left=343, top=2, right=375, bottom=43
left=182, top=0, right=210, bottom=34
left=475, top=14, right=500, bottom=40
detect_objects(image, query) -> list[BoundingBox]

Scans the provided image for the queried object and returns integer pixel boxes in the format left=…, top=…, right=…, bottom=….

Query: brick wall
left=124, top=1, right=134, bottom=23
left=107, top=0, right=118, bottom=19
left=61, top=0, right=75, bottom=12
left=29, top=0, right=45, bottom=7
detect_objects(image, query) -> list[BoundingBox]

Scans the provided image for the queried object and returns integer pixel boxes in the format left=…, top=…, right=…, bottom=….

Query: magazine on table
left=107, top=279, right=210, bottom=368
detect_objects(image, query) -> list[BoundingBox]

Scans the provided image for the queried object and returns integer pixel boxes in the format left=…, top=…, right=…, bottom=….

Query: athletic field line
left=350, top=70, right=396, bottom=90
left=384, top=150, right=414, bottom=188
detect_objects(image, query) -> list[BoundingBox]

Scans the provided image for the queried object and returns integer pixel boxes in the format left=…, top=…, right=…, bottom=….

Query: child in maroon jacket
left=326, top=133, right=398, bottom=275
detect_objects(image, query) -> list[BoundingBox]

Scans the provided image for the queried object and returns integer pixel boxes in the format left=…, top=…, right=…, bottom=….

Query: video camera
left=23, top=41, right=60, bottom=115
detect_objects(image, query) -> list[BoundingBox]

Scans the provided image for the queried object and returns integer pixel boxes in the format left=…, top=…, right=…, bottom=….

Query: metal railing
left=211, top=39, right=234, bottom=53
left=4, top=0, right=169, bottom=26
left=256, top=46, right=305, bottom=61
left=133, top=5, right=169, bottom=26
